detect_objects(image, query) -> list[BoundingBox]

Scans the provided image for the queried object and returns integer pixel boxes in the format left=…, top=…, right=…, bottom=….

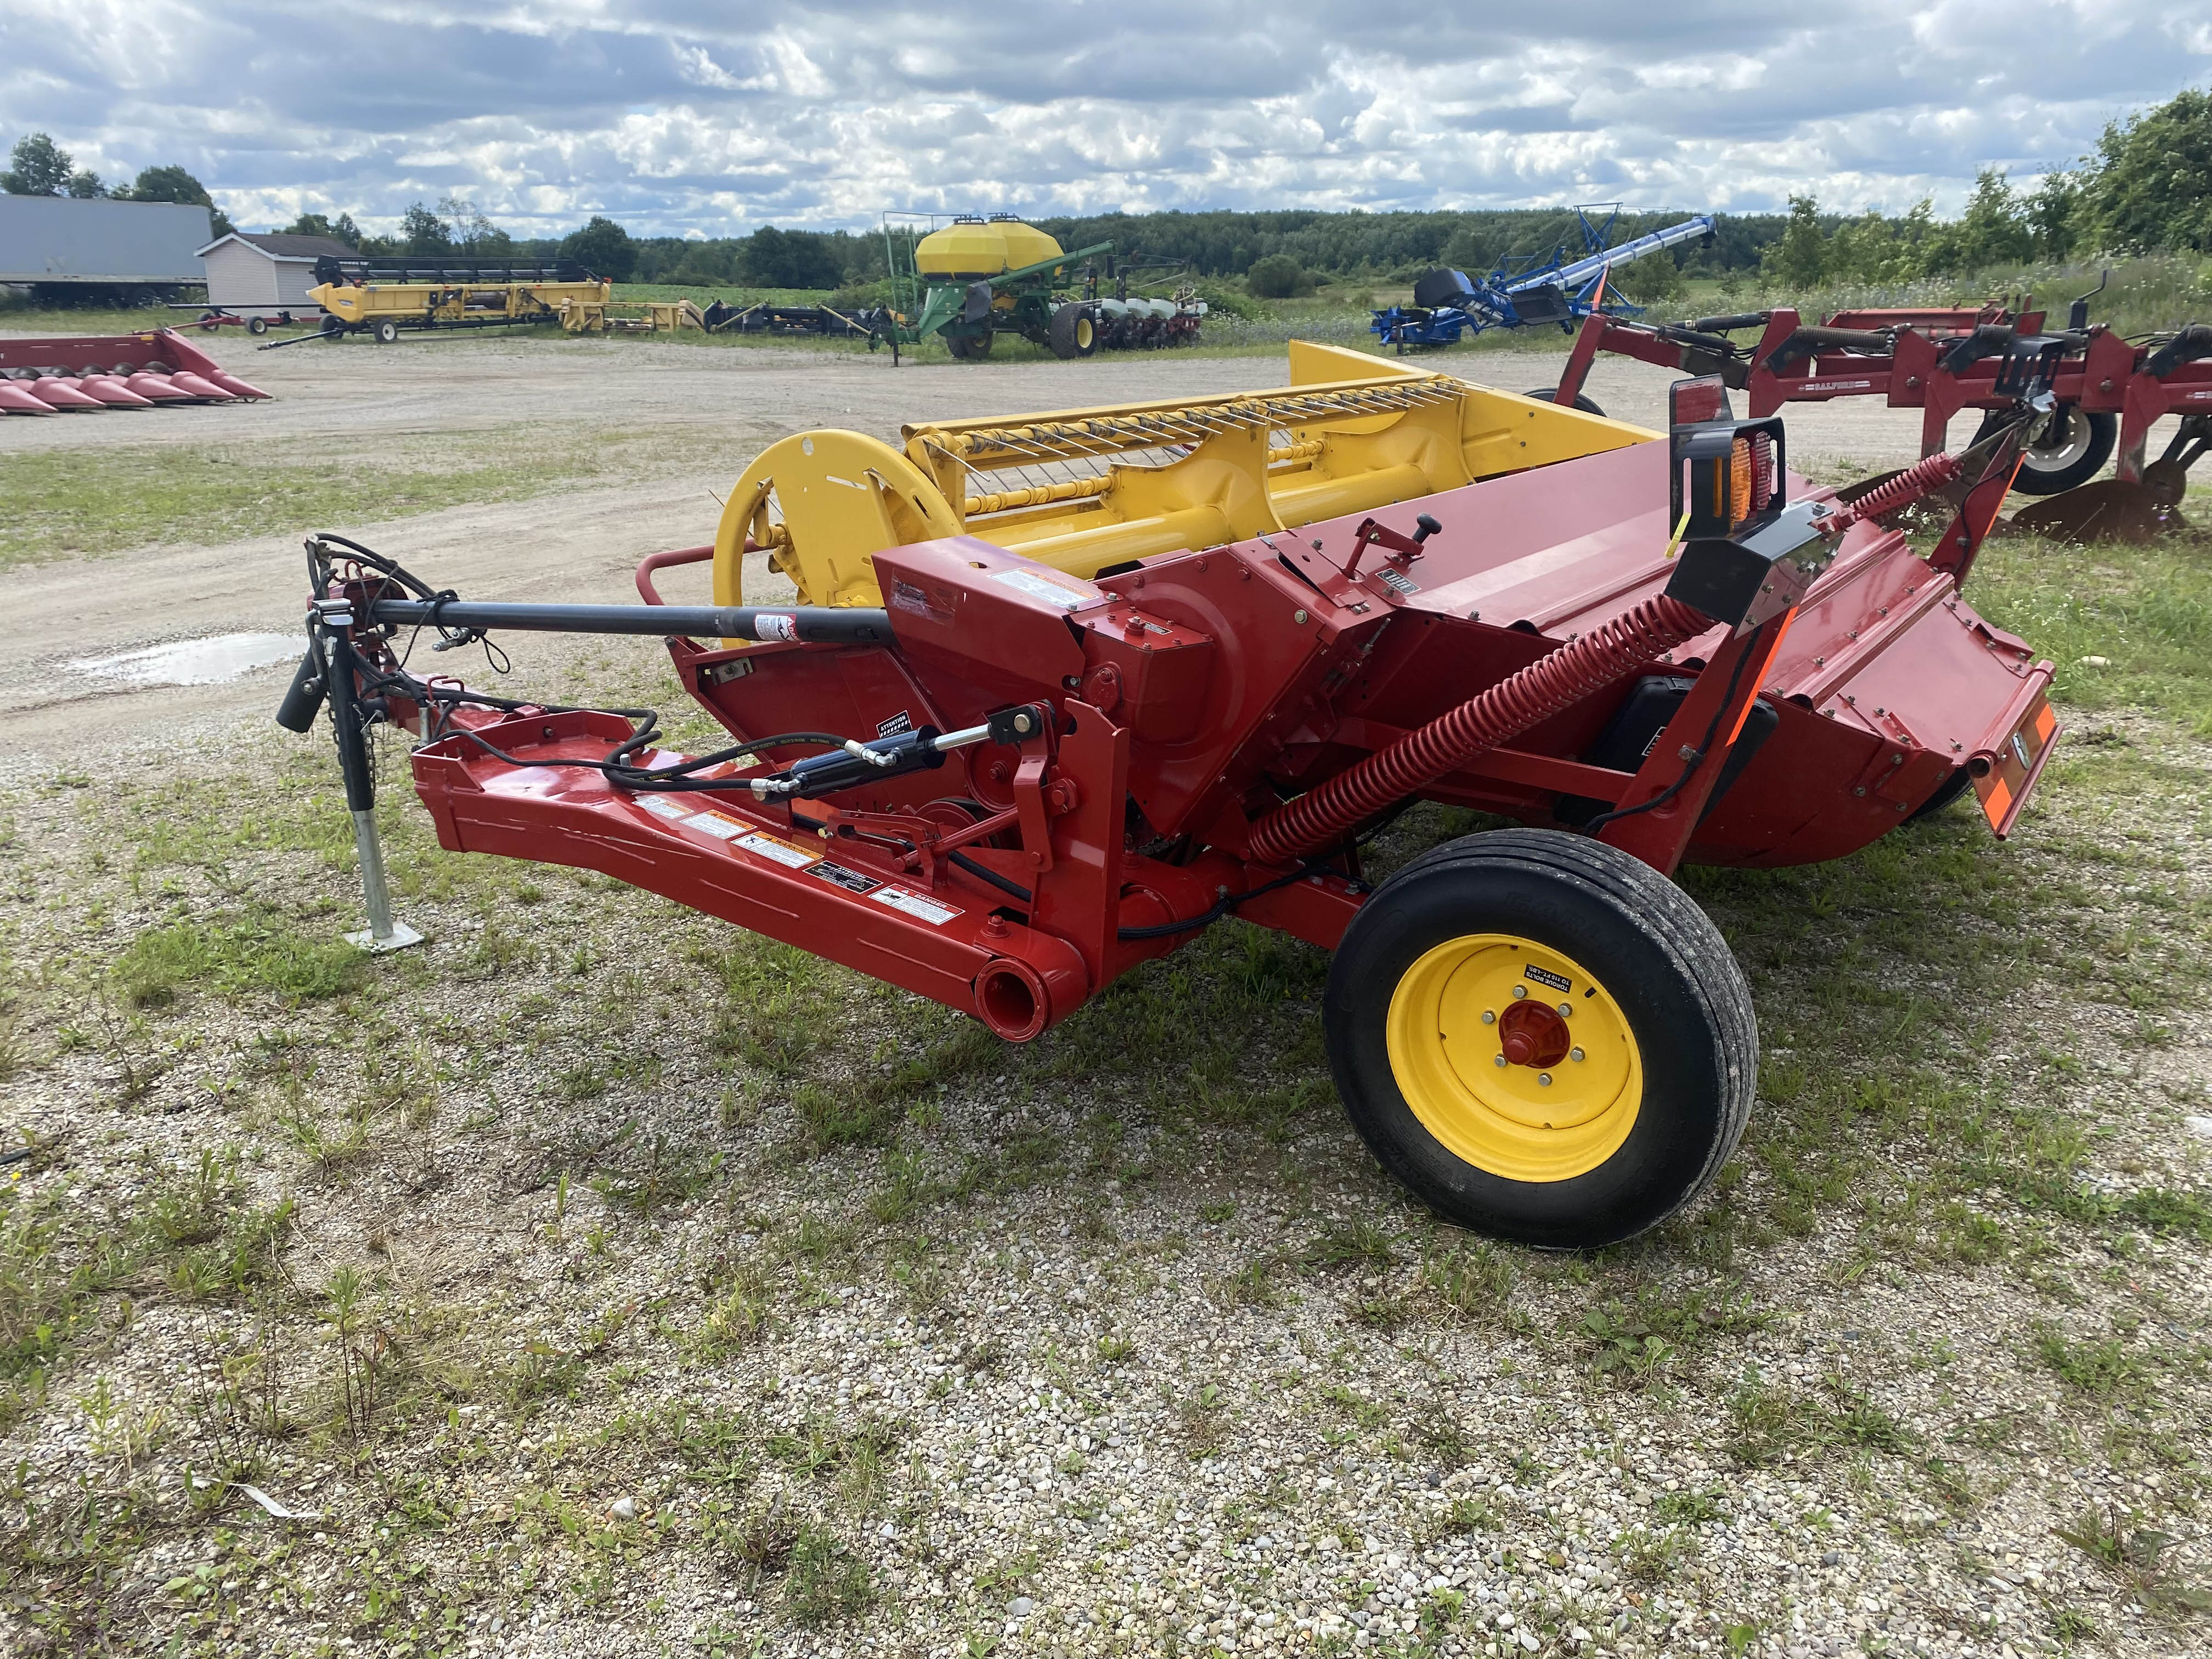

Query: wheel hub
left=1498, top=998, right=1570, bottom=1068
left=1384, top=933, right=1643, bottom=1182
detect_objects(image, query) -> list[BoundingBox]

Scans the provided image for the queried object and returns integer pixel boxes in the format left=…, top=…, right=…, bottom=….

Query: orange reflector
left=1729, top=438, right=1752, bottom=527
left=2034, top=702, right=2057, bottom=744
left=1979, top=774, right=2014, bottom=831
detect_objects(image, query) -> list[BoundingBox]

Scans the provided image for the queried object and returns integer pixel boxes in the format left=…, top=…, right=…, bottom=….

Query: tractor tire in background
left=1526, top=388, right=1606, bottom=416
left=247, top=315, right=269, bottom=336
left=1977, top=405, right=2117, bottom=495
left=1323, top=828, right=1756, bottom=1249
left=946, top=331, right=994, bottom=360
left=371, top=319, right=401, bottom=345
left=320, top=314, right=344, bottom=337
left=1049, top=303, right=1099, bottom=360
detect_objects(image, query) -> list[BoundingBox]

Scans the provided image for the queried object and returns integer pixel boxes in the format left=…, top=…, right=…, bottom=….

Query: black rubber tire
left=1323, top=828, right=1756, bottom=1249
left=246, top=315, right=269, bottom=336
left=1526, top=387, right=1605, bottom=417
left=1048, top=303, right=1099, bottom=360
left=945, top=330, right=994, bottom=360
left=320, top=314, right=343, bottom=337
left=1978, top=406, right=2116, bottom=496
left=372, top=319, right=400, bottom=345
left=1904, top=765, right=1974, bottom=825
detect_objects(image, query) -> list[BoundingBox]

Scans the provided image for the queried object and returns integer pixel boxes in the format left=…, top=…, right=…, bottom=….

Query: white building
left=195, top=232, right=356, bottom=312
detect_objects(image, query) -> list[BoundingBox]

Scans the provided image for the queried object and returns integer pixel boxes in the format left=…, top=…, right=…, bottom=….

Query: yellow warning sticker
left=737, top=832, right=820, bottom=870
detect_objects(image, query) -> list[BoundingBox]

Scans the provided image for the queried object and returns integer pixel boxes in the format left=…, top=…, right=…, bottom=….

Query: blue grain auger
left=1370, top=206, right=1717, bottom=352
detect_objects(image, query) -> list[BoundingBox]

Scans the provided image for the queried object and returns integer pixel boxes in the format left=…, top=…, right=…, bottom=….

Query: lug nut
left=1492, top=1054, right=1506, bottom=1069
left=1511, top=985, right=1527, bottom=1000
left=1481, top=1009, right=1496, bottom=1024
left=1557, top=1003, right=1572, bottom=1017
left=1570, top=1047, right=1585, bottom=1062
left=1537, top=1074, right=1552, bottom=1086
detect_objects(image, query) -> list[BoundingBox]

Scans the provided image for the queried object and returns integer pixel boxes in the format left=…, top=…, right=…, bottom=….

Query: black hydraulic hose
left=1115, top=864, right=1330, bottom=941
left=1690, top=312, right=1772, bottom=332
left=949, top=851, right=1033, bottom=904
left=2146, top=324, right=2212, bottom=378
left=940, top=851, right=1342, bottom=939
left=365, top=596, right=894, bottom=646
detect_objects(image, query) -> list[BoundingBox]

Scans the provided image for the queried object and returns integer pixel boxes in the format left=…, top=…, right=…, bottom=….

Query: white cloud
left=0, top=0, right=2202, bottom=236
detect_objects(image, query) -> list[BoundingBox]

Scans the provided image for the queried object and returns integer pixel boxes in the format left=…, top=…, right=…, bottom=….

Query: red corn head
left=203, top=369, right=270, bottom=400
left=24, top=376, right=104, bottom=409
left=123, top=372, right=198, bottom=403
left=165, top=370, right=238, bottom=401
left=71, top=376, right=156, bottom=409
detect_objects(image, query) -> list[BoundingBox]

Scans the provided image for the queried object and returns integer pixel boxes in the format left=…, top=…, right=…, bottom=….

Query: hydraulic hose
left=1246, top=594, right=1712, bottom=866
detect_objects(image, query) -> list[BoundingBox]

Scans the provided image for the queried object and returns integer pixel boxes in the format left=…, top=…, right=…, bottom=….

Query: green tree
left=122, top=163, right=231, bottom=235
left=1760, top=195, right=1826, bottom=287
left=1613, top=251, right=1684, bottom=303
left=2024, top=173, right=2082, bottom=260
left=1952, top=168, right=2032, bottom=268
left=400, top=201, right=453, bottom=255
left=1245, top=252, right=1312, bottom=298
left=560, top=215, right=636, bottom=280
left=2, top=132, right=75, bottom=195
left=282, top=211, right=362, bottom=247
left=738, top=225, right=842, bottom=289
left=438, top=194, right=512, bottom=256
left=2086, top=84, right=2212, bottom=252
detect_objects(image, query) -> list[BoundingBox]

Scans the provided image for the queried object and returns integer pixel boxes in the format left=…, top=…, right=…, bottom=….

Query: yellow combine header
left=712, top=341, right=1654, bottom=609
left=303, top=255, right=611, bottom=344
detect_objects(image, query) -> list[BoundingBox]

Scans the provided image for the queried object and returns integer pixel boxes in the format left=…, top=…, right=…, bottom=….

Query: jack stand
left=306, top=582, right=426, bottom=955
left=344, top=807, right=422, bottom=953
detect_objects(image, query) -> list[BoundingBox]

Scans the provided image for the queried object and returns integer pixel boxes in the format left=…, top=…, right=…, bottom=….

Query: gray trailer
left=0, top=195, right=213, bottom=289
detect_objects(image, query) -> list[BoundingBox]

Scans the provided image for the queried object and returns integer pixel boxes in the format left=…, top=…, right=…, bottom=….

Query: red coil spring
left=1246, top=593, right=1712, bottom=865
left=1824, top=451, right=1962, bottom=535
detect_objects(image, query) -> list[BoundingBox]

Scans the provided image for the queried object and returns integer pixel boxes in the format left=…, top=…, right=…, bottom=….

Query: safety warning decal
left=737, top=832, right=819, bottom=870
left=808, top=860, right=882, bottom=895
left=637, top=795, right=689, bottom=821
left=1523, top=963, right=1571, bottom=994
left=685, top=811, right=748, bottom=840
left=871, top=885, right=962, bottom=926
left=991, top=566, right=1097, bottom=610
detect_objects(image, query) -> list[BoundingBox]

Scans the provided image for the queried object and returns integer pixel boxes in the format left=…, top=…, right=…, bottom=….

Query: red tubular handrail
left=1246, top=594, right=1712, bottom=866
left=634, top=544, right=714, bottom=606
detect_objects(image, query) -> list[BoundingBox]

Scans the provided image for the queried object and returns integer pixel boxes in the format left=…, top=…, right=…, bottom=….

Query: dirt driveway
left=0, top=330, right=1938, bottom=765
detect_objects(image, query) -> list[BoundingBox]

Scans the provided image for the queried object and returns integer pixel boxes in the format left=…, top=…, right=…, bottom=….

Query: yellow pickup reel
left=712, top=341, right=1650, bottom=611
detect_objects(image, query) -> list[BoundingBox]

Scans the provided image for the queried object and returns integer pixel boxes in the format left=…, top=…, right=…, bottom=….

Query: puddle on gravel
left=67, top=633, right=307, bottom=687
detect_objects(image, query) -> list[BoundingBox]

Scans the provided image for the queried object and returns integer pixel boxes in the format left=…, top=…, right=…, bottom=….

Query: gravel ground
left=1, top=333, right=2207, bottom=1659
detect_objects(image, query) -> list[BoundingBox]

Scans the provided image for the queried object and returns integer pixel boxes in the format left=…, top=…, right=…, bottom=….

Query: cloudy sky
left=4, top=1, right=2207, bottom=238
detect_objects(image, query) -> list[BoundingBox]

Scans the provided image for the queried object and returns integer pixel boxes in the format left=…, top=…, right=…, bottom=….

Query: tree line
left=9, top=81, right=2205, bottom=292
left=1, top=133, right=236, bottom=235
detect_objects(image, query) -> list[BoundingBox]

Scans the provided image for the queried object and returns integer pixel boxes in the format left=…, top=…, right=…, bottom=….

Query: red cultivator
left=285, top=374, right=2052, bottom=1247
left=0, top=329, right=270, bottom=415
left=1549, top=301, right=2211, bottom=541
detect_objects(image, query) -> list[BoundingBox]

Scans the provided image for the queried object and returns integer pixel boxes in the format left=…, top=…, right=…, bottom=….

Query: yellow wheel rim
left=1385, top=933, right=1641, bottom=1183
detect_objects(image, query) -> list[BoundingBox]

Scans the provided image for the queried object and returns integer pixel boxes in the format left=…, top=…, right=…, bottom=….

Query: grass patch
left=1971, top=530, right=2212, bottom=735
left=1729, top=1375, right=1915, bottom=1465
left=116, top=916, right=368, bottom=1008
left=0, top=426, right=714, bottom=570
